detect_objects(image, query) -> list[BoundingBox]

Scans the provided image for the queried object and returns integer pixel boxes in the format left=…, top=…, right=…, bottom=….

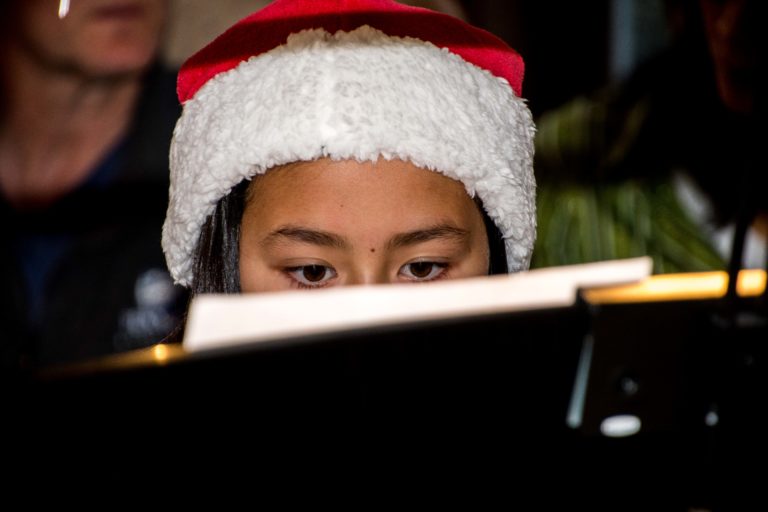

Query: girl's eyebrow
left=387, top=224, right=469, bottom=249
left=261, top=223, right=469, bottom=250
left=262, top=226, right=350, bottom=249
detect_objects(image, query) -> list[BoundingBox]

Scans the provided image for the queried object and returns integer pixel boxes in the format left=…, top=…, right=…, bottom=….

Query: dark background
left=456, top=0, right=680, bottom=120
left=459, top=0, right=614, bottom=117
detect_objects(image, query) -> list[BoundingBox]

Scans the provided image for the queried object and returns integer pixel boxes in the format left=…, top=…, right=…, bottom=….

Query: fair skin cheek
left=239, top=158, right=490, bottom=292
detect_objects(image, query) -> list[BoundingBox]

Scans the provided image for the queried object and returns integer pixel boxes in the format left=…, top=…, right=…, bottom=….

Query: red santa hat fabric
left=163, top=0, right=536, bottom=287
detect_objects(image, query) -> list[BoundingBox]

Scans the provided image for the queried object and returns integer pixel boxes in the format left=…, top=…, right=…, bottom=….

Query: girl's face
left=239, top=158, right=490, bottom=292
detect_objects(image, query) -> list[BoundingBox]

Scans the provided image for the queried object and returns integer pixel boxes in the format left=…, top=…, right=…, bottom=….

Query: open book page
left=183, top=257, right=653, bottom=353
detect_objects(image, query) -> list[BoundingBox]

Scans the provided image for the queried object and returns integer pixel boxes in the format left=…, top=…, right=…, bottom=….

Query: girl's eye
left=285, top=265, right=337, bottom=288
left=399, top=261, right=448, bottom=281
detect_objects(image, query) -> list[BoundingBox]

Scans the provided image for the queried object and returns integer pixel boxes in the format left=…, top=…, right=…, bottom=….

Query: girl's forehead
left=243, top=158, right=483, bottom=234
left=250, top=158, right=472, bottom=202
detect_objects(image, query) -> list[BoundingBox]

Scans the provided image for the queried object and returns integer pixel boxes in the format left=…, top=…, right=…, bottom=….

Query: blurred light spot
left=58, top=0, right=70, bottom=18
left=153, top=344, right=169, bottom=363
left=600, top=414, right=641, bottom=437
left=619, top=376, right=639, bottom=396
left=705, top=410, right=719, bottom=427
left=135, top=269, right=176, bottom=308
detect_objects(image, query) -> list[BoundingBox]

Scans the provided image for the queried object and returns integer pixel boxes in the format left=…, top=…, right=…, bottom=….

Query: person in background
left=159, top=0, right=536, bottom=338
left=0, top=0, right=187, bottom=371
left=532, top=0, right=766, bottom=273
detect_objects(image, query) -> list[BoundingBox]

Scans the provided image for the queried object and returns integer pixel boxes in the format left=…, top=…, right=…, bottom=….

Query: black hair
left=163, top=180, right=249, bottom=343
left=190, top=180, right=250, bottom=295
left=479, top=197, right=509, bottom=275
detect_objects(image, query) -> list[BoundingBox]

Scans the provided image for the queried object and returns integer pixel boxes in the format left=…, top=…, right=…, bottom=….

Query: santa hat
left=162, top=0, right=536, bottom=287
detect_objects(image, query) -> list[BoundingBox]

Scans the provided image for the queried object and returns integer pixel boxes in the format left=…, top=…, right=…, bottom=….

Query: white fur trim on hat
left=163, top=26, right=536, bottom=287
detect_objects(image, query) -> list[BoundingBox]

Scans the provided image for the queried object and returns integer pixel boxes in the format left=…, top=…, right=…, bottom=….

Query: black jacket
left=0, top=64, right=189, bottom=372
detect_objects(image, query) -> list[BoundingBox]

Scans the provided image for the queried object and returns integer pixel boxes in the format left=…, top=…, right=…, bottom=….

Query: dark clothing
left=0, top=64, right=188, bottom=372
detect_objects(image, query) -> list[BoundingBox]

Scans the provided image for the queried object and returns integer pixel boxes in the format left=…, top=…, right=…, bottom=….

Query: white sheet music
left=183, top=257, right=652, bottom=353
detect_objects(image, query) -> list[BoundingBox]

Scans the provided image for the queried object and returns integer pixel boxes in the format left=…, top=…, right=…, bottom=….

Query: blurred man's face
left=699, top=0, right=764, bottom=114
left=14, top=0, right=168, bottom=78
